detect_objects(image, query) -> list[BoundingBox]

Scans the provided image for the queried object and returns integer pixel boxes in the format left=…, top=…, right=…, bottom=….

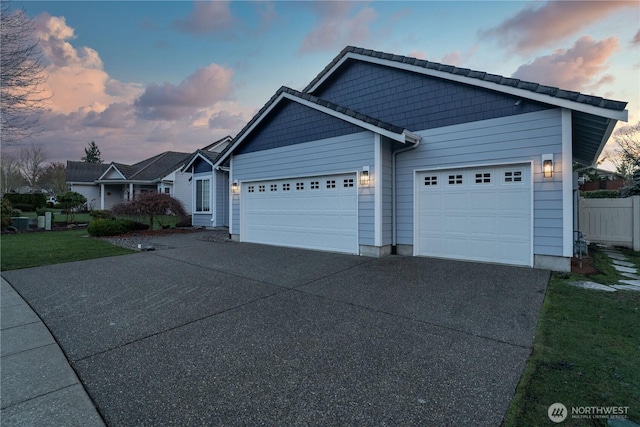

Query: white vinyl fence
left=578, top=196, right=640, bottom=251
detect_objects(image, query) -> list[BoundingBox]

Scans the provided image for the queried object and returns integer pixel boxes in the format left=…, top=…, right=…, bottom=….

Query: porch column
left=100, top=183, right=105, bottom=209
left=129, top=183, right=134, bottom=200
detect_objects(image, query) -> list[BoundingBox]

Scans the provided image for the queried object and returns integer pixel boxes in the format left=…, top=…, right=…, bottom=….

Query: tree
left=81, top=141, right=103, bottom=163
left=17, top=143, right=48, bottom=191
left=111, top=192, right=187, bottom=230
left=605, top=122, right=640, bottom=196
left=0, top=154, right=26, bottom=193
left=39, top=162, right=67, bottom=195
left=1, top=2, right=49, bottom=144
left=57, top=191, right=87, bottom=223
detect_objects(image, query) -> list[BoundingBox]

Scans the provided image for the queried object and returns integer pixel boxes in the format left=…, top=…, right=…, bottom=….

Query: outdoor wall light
left=542, top=154, right=553, bottom=178
left=360, top=166, right=370, bottom=186
left=231, top=180, right=239, bottom=194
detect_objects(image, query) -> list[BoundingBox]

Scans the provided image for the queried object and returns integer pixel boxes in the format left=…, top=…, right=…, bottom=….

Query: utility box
left=11, top=217, right=29, bottom=231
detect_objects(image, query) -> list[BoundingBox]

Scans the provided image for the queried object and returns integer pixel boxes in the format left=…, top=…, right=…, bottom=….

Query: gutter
left=391, top=135, right=421, bottom=254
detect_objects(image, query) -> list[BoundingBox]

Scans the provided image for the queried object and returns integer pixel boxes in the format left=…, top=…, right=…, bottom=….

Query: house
left=181, top=136, right=232, bottom=228
left=66, top=161, right=109, bottom=210
left=578, top=167, right=626, bottom=192
left=95, top=151, right=191, bottom=210
left=212, top=46, right=627, bottom=272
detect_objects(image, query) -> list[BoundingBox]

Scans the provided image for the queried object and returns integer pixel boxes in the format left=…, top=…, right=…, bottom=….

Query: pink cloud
left=299, top=2, right=377, bottom=53
left=208, top=110, right=245, bottom=130
left=173, top=1, right=236, bottom=36
left=134, top=64, right=234, bottom=121
left=512, top=36, right=619, bottom=92
left=480, top=1, right=635, bottom=53
left=633, top=30, right=640, bottom=45
left=407, top=50, right=426, bottom=60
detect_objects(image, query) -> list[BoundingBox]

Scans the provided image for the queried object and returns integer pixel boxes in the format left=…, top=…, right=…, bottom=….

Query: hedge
left=580, top=190, right=619, bottom=199
left=3, top=194, right=46, bottom=210
left=87, top=219, right=134, bottom=237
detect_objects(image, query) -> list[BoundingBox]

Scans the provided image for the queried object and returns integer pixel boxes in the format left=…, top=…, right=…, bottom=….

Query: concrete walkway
left=1, top=277, right=104, bottom=426
left=571, top=246, right=640, bottom=293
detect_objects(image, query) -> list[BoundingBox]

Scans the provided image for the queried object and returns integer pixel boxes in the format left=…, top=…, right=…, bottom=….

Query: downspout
left=392, top=132, right=421, bottom=254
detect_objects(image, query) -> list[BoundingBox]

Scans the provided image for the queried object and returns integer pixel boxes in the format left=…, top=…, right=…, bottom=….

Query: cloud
left=82, top=103, right=135, bottom=129
left=407, top=50, right=426, bottom=60
left=33, top=13, right=142, bottom=114
left=134, top=64, right=234, bottom=121
left=208, top=110, right=246, bottom=130
left=633, top=30, right=640, bottom=46
left=512, top=36, right=619, bottom=92
left=480, top=1, right=635, bottom=53
left=299, top=2, right=377, bottom=53
left=173, top=0, right=236, bottom=36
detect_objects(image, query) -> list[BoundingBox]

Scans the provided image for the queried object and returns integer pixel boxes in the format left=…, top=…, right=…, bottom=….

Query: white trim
left=193, top=177, right=212, bottom=214
left=308, top=52, right=628, bottom=121
left=229, top=156, right=234, bottom=234
left=412, top=161, right=534, bottom=267
left=592, top=118, right=618, bottom=164
left=98, top=164, right=126, bottom=181
left=211, top=170, right=217, bottom=226
left=561, top=109, right=573, bottom=258
left=182, top=151, right=215, bottom=172
left=374, top=134, right=382, bottom=247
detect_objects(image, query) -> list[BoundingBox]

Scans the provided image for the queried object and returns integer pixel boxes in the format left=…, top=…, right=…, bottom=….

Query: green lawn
left=19, top=210, right=179, bottom=230
left=504, top=246, right=640, bottom=426
left=0, top=229, right=133, bottom=271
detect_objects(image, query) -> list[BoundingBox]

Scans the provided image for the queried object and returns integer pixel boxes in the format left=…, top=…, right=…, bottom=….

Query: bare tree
left=1, top=2, right=49, bottom=144
left=39, top=162, right=67, bottom=194
left=0, top=153, right=26, bottom=193
left=17, top=143, right=48, bottom=190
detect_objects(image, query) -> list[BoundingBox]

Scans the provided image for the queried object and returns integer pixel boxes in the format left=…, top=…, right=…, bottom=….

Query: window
left=296, top=182, right=304, bottom=190
left=195, top=179, right=210, bottom=212
left=164, top=187, right=171, bottom=194
left=448, top=174, right=463, bottom=185
left=248, top=186, right=255, bottom=193
left=343, top=178, right=354, bottom=188
left=259, top=185, right=266, bottom=192
left=505, top=171, right=523, bottom=183
left=283, top=183, right=291, bottom=191
left=270, top=184, right=277, bottom=192
left=326, top=180, right=336, bottom=188
left=424, top=176, right=437, bottom=186
left=475, top=172, right=491, bottom=184
left=311, top=181, right=319, bottom=189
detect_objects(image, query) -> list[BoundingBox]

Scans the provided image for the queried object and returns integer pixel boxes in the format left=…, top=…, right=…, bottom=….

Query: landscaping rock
left=611, top=259, right=637, bottom=268
left=613, top=265, right=637, bottom=274
left=569, top=281, right=616, bottom=292
left=619, top=279, right=640, bottom=287
left=611, top=284, right=640, bottom=292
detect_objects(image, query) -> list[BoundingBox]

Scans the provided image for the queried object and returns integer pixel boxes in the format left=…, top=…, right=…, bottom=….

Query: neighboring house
left=212, top=46, right=628, bottom=272
left=181, top=136, right=232, bottom=227
left=66, top=162, right=109, bottom=210
left=95, top=151, right=191, bottom=210
left=578, top=168, right=626, bottom=192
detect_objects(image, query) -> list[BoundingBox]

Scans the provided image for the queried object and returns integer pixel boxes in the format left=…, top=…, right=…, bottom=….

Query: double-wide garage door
left=415, top=164, right=532, bottom=266
left=242, top=174, right=358, bottom=254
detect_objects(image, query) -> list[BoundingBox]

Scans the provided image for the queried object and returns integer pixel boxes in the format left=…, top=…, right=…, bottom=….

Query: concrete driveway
left=2, top=231, right=549, bottom=426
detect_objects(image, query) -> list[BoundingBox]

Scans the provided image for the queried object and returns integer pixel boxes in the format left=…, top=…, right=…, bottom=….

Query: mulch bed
left=571, top=255, right=599, bottom=275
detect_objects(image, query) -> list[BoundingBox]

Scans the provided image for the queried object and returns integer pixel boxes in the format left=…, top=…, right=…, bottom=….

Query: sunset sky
left=7, top=0, right=640, bottom=165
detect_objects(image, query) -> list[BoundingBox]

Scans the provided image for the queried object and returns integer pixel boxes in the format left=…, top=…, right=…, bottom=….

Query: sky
left=6, top=0, right=640, bottom=165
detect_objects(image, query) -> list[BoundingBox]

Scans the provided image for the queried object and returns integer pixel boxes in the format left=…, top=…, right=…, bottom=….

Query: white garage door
left=415, top=164, right=532, bottom=266
left=242, top=173, right=358, bottom=254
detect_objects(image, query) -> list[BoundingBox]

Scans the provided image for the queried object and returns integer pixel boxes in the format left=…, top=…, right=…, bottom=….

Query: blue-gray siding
left=236, top=100, right=364, bottom=155
left=193, top=158, right=212, bottom=174
left=381, top=137, right=394, bottom=246
left=395, top=109, right=564, bottom=257
left=232, top=132, right=375, bottom=245
left=315, top=61, right=551, bottom=131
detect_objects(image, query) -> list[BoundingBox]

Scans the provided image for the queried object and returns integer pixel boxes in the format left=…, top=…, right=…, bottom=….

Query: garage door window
left=296, top=182, right=304, bottom=190
left=326, top=180, right=336, bottom=188
left=448, top=174, right=463, bottom=185
left=505, top=171, right=523, bottom=183
left=424, top=176, right=437, bottom=186
left=475, top=172, right=491, bottom=184
left=195, top=179, right=210, bottom=212
left=311, top=181, right=319, bottom=189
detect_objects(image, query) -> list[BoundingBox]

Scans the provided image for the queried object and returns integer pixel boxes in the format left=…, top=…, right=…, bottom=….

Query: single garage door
left=415, top=164, right=532, bottom=266
left=242, top=173, right=358, bottom=254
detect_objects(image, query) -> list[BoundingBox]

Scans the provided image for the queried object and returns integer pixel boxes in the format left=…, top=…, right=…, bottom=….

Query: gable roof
left=305, top=46, right=628, bottom=121
left=182, top=149, right=225, bottom=172
left=215, top=86, right=421, bottom=165
left=201, top=135, right=233, bottom=152
left=66, top=161, right=109, bottom=183
left=97, top=151, right=191, bottom=183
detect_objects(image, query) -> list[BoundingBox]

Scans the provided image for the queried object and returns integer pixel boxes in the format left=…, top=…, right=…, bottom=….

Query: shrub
left=111, top=192, right=187, bottom=230
left=35, top=208, right=55, bottom=222
left=58, top=191, right=87, bottom=223
left=3, top=193, right=46, bottom=209
left=11, top=203, right=34, bottom=212
left=11, top=208, right=23, bottom=217
left=130, top=221, right=150, bottom=231
left=87, top=218, right=134, bottom=237
left=176, top=216, right=192, bottom=227
left=581, top=190, right=619, bottom=199
left=1, top=199, right=13, bottom=229
left=90, top=210, right=115, bottom=220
